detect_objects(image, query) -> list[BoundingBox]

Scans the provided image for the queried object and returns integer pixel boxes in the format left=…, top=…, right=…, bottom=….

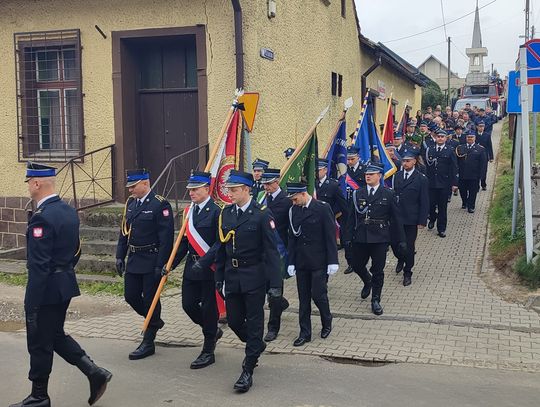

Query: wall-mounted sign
left=377, top=80, right=386, bottom=99
left=260, top=48, right=274, bottom=61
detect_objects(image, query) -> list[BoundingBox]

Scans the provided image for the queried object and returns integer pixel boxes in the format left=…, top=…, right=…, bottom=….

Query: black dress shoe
left=482, top=186, right=487, bottom=191
left=321, top=326, right=332, bottom=339
left=264, top=331, right=278, bottom=342
left=461, top=204, right=467, bottom=209
left=190, top=352, right=215, bottom=369
left=293, top=336, right=311, bottom=346
left=9, top=396, right=51, bottom=407
left=428, top=221, right=435, bottom=230
left=395, top=260, right=404, bottom=274
left=233, top=369, right=253, bottom=393
left=453, top=190, right=458, bottom=196
left=129, top=340, right=155, bottom=360
left=360, top=283, right=371, bottom=299
left=403, top=274, right=412, bottom=286
left=344, top=265, right=354, bottom=274
left=438, top=231, right=446, bottom=238
left=76, top=355, right=113, bottom=406
left=371, top=300, right=383, bottom=316
left=468, top=208, right=475, bottom=213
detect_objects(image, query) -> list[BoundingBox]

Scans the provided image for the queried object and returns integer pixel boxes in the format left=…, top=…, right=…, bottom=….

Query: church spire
left=465, top=0, right=488, bottom=74
left=471, top=0, right=482, bottom=48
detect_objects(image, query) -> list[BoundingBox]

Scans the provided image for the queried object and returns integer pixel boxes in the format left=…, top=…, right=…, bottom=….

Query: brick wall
left=0, top=197, right=31, bottom=248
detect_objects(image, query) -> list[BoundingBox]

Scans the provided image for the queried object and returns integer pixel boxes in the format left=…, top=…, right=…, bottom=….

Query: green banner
left=279, top=130, right=318, bottom=195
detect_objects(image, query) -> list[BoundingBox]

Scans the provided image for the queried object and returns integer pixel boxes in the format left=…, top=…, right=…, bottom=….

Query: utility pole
left=526, top=0, right=530, bottom=41
left=447, top=36, right=451, bottom=107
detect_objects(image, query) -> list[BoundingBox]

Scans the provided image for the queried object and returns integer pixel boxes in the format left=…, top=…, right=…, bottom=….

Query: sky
left=354, top=0, right=527, bottom=77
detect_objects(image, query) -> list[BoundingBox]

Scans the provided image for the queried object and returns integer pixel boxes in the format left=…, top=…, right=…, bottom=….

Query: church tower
left=465, top=1, right=488, bottom=73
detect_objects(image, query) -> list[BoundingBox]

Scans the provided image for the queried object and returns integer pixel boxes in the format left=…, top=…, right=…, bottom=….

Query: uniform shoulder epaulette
left=155, top=194, right=165, bottom=202
left=477, top=144, right=485, bottom=150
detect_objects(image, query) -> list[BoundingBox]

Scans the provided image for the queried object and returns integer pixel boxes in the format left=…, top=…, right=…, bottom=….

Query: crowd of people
left=11, top=102, right=499, bottom=405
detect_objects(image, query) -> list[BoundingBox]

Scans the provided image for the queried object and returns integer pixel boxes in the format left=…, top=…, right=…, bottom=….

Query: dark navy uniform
left=215, top=177, right=281, bottom=381
left=116, top=177, right=174, bottom=358
left=287, top=186, right=338, bottom=342
left=475, top=124, right=493, bottom=190
left=344, top=166, right=405, bottom=315
left=346, top=162, right=367, bottom=200
left=392, top=165, right=429, bottom=283
left=425, top=142, right=458, bottom=236
left=251, top=158, right=269, bottom=202
left=14, top=162, right=111, bottom=407
left=170, top=173, right=221, bottom=368
left=456, top=142, right=487, bottom=212
left=316, top=176, right=348, bottom=218
left=258, top=169, right=292, bottom=342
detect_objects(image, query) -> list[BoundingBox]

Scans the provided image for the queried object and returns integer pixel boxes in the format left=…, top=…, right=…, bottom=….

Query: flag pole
left=141, top=89, right=243, bottom=334
left=323, top=97, right=353, bottom=157
left=351, top=90, right=370, bottom=146
left=280, top=106, right=330, bottom=177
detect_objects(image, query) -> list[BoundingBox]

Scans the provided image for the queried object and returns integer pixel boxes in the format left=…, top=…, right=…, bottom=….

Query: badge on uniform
left=33, top=227, right=43, bottom=238
left=162, top=209, right=170, bottom=217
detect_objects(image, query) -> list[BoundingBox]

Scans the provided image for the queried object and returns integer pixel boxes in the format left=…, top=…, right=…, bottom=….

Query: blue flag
left=325, top=120, right=348, bottom=194
left=353, top=102, right=397, bottom=180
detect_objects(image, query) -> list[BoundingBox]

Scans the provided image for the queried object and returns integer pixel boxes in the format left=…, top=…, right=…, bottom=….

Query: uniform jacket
left=287, top=199, right=338, bottom=271
left=266, top=189, right=292, bottom=246
left=344, top=186, right=405, bottom=244
left=425, top=144, right=458, bottom=188
left=456, top=143, right=488, bottom=181
left=215, top=200, right=281, bottom=293
left=116, top=191, right=175, bottom=274
left=315, top=177, right=348, bottom=218
left=475, top=132, right=494, bottom=161
left=25, top=196, right=81, bottom=310
left=393, top=170, right=429, bottom=226
left=172, top=199, right=220, bottom=281
left=346, top=163, right=367, bottom=200
left=251, top=180, right=264, bottom=201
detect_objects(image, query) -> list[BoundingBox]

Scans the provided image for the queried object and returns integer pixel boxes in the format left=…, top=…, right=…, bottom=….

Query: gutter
left=231, top=0, right=244, bottom=89
left=361, top=54, right=382, bottom=97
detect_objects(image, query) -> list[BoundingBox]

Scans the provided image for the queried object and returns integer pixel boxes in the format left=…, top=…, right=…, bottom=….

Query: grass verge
left=489, top=119, right=540, bottom=288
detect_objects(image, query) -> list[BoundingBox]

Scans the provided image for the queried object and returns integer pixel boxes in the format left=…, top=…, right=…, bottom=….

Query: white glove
left=327, top=264, right=339, bottom=276
left=287, top=265, right=296, bottom=277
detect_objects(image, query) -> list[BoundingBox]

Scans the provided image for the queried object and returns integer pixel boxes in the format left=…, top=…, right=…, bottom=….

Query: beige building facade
left=0, top=0, right=365, bottom=247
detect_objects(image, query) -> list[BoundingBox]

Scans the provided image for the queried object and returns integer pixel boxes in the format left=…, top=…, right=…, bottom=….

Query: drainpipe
left=231, top=0, right=244, bottom=89
left=361, top=54, right=382, bottom=97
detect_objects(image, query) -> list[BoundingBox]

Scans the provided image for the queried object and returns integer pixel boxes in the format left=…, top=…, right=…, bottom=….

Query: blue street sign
left=507, top=70, right=540, bottom=113
left=525, top=40, right=540, bottom=84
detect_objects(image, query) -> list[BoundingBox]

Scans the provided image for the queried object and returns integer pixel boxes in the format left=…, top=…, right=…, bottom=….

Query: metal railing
left=55, top=144, right=115, bottom=211
left=152, top=144, right=209, bottom=215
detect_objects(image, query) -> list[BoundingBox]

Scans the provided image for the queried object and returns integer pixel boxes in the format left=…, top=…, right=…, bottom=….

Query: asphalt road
left=1, top=332, right=539, bottom=407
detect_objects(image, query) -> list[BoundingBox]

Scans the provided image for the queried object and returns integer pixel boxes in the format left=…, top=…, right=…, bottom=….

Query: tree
left=421, top=79, right=445, bottom=110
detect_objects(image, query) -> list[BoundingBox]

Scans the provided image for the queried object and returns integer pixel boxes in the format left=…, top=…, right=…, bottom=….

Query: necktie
left=437, top=147, right=441, bottom=153
left=369, top=187, right=374, bottom=197
left=267, top=194, right=273, bottom=204
left=194, top=205, right=200, bottom=216
left=404, top=172, right=409, bottom=181
left=136, top=199, right=142, bottom=208
left=237, top=208, right=243, bottom=219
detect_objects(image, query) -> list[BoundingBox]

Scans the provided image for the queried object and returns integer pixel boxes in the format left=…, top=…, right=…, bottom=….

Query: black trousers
left=26, top=301, right=86, bottom=381
left=182, top=278, right=218, bottom=348
left=459, top=178, right=480, bottom=209
left=295, top=268, right=332, bottom=339
left=350, top=242, right=388, bottom=301
left=226, top=285, right=266, bottom=364
left=481, top=162, right=488, bottom=188
left=266, top=280, right=288, bottom=334
left=124, top=272, right=162, bottom=330
left=391, top=225, right=418, bottom=275
left=429, top=187, right=449, bottom=233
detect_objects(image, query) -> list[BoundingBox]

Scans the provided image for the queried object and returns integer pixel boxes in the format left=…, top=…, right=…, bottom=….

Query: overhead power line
left=381, top=0, right=497, bottom=44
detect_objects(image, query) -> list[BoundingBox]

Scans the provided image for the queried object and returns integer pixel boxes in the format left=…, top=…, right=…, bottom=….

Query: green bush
left=515, top=255, right=540, bottom=288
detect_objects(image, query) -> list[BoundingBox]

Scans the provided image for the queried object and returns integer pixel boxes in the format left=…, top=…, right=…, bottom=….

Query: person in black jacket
left=166, top=171, right=222, bottom=369
left=251, top=158, right=269, bottom=203
left=456, top=133, right=488, bottom=213
left=425, top=131, right=458, bottom=238
left=260, top=168, right=292, bottom=342
left=392, top=151, right=429, bottom=286
left=215, top=170, right=282, bottom=393
left=344, top=163, right=405, bottom=316
left=116, top=169, right=175, bottom=360
left=286, top=183, right=338, bottom=346
left=10, top=162, right=111, bottom=407
left=316, top=158, right=348, bottom=222
left=474, top=121, right=493, bottom=190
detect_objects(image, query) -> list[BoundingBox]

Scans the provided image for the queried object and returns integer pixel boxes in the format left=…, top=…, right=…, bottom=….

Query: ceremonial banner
left=279, top=129, right=318, bottom=195
left=382, top=94, right=395, bottom=145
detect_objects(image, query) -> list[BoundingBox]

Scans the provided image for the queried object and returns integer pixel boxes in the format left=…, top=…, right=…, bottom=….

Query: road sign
left=525, top=39, right=540, bottom=84
left=507, top=70, right=540, bottom=113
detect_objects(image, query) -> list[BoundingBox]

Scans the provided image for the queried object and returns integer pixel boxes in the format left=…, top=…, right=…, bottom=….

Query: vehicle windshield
left=462, top=85, right=497, bottom=98
left=454, top=99, right=488, bottom=111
